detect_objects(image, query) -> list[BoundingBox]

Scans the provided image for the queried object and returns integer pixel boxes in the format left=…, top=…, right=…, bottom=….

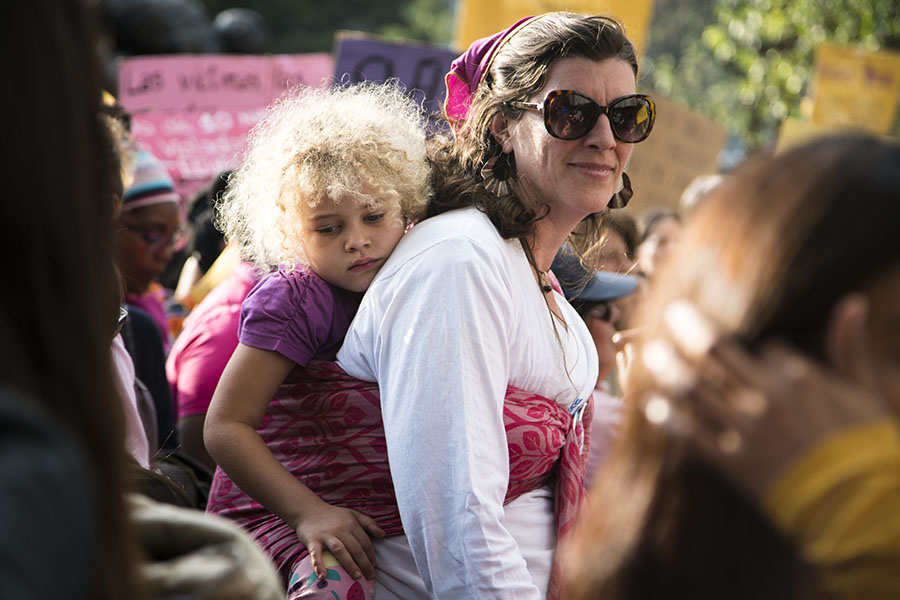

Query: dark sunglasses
left=510, top=90, right=656, bottom=143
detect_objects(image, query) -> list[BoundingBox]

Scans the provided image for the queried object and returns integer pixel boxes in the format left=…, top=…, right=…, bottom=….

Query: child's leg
left=286, top=551, right=374, bottom=600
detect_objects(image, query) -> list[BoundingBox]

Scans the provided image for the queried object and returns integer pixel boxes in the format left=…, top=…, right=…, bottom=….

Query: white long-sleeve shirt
left=338, top=207, right=597, bottom=599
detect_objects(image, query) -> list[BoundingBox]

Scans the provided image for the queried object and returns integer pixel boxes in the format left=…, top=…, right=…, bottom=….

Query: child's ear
left=489, top=113, right=513, bottom=153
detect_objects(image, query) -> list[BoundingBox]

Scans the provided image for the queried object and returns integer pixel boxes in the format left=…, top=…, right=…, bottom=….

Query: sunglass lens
left=547, top=93, right=598, bottom=140
left=609, top=96, right=653, bottom=143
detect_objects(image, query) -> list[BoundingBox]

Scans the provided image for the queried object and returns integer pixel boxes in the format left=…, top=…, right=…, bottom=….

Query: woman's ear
left=825, top=293, right=878, bottom=387
left=489, top=113, right=513, bottom=153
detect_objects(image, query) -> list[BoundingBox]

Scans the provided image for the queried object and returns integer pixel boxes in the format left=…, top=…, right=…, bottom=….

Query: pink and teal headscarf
left=443, top=16, right=538, bottom=127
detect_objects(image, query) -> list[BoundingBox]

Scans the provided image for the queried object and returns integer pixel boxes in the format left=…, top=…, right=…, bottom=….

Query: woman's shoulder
left=414, top=206, right=500, bottom=240
left=392, top=207, right=513, bottom=268
left=364, top=207, right=525, bottom=305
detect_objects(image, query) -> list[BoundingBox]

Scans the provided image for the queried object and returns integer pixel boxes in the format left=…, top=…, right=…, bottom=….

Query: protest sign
left=625, top=93, right=727, bottom=215
left=118, top=53, right=333, bottom=200
left=455, top=0, right=654, bottom=55
left=810, top=43, right=900, bottom=135
left=775, top=117, right=856, bottom=153
left=119, top=53, right=333, bottom=112
left=332, top=32, right=459, bottom=116
left=129, top=106, right=267, bottom=185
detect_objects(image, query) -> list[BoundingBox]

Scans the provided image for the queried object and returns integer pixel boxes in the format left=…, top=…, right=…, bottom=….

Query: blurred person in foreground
left=564, top=134, right=900, bottom=600
left=1, top=0, right=140, bottom=597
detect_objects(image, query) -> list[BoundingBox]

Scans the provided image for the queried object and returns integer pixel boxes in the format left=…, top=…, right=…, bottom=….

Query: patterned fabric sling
left=206, top=360, right=591, bottom=599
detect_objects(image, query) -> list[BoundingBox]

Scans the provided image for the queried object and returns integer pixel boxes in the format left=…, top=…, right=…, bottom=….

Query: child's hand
left=294, top=501, right=386, bottom=581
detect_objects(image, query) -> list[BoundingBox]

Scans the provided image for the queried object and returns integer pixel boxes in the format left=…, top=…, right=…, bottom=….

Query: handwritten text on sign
left=118, top=53, right=334, bottom=112
left=130, top=107, right=267, bottom=183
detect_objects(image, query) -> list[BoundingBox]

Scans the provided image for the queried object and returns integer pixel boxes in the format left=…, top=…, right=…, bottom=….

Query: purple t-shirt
left=239, top=267, right=361, bottom=366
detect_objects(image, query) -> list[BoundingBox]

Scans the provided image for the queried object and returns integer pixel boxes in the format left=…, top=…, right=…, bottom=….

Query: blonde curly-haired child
left=204, top=82, right=431, bottom=600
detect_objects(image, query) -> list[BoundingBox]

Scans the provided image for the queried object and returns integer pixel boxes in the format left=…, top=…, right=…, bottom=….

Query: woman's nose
left=584, top=113, right=617, bottom=150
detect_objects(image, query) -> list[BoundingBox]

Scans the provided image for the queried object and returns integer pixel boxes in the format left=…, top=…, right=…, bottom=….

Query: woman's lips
left=570, top=162, right=615, bottom=178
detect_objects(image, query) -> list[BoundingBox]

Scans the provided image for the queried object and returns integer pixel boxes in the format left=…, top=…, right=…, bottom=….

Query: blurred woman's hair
left=2, top=1, right=140, bottom=597
left=565, top=134, right=900, bottom=599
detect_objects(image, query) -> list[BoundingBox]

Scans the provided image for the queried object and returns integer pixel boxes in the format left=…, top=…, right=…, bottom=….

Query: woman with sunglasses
left=337, top=13, right=654, bottom=599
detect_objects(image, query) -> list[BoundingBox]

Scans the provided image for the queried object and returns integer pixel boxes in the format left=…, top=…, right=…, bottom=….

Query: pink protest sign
left=118, top=53, right=334, bottom=200
left=130, top=106, right=266, bottom=182
left=118, top=53, right=334, bottom=112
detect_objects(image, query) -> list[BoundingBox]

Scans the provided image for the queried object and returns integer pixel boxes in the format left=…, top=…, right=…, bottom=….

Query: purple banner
left=333, top=34, right=458, bottom=115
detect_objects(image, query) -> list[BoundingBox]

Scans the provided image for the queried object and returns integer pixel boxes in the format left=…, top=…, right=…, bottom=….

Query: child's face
left=300, top=194, right=405, bottom=293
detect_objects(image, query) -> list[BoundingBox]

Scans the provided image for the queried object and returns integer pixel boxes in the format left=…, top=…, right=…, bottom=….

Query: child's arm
left=204, top=343, right=385, bottom=580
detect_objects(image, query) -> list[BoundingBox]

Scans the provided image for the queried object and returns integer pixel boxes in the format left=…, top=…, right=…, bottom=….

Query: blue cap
left=550, top=249, right=638, bottom=302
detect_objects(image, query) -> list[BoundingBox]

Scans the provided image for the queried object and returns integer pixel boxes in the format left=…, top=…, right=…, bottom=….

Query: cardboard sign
left=333, top=33, right=459, bottom=115
left=624, top=93, right=728, bottom=215
left=810, top=43, right=900, bottom=134
left=454, top=0, right=655, bottom=56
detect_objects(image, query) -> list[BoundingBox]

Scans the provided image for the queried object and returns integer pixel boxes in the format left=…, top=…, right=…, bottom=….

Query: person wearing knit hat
left=122, top=149, right=180, bottom=210
left=114, top=148, right=184, bottom=352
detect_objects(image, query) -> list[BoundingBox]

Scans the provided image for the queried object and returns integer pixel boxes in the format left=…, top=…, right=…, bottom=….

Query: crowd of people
left=5, top=1, right=900, bottom=599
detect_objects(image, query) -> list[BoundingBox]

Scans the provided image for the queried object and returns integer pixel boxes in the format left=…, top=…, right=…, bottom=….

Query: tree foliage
left=198, top=0, right=453, bottom=53
left=643, top=0, right=900, bottom=151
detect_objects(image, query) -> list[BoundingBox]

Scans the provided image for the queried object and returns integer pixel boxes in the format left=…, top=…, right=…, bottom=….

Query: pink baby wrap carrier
left=206, top=360, right=591, bottom=599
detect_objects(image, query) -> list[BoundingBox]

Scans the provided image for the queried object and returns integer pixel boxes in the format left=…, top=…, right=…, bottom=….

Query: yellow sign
left=775, top=118, right=855, bottom=154
left=454, top=0, right=655, bottom=56
left=811, top=43, right=900, bottom=134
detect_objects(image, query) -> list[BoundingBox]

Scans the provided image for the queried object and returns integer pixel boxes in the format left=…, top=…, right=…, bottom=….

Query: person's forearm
left=205, top=420, right=324, bottom=527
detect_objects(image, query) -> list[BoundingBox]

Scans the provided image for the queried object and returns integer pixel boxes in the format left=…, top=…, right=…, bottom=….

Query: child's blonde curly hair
left=218, top=82, right=431, bottom=270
